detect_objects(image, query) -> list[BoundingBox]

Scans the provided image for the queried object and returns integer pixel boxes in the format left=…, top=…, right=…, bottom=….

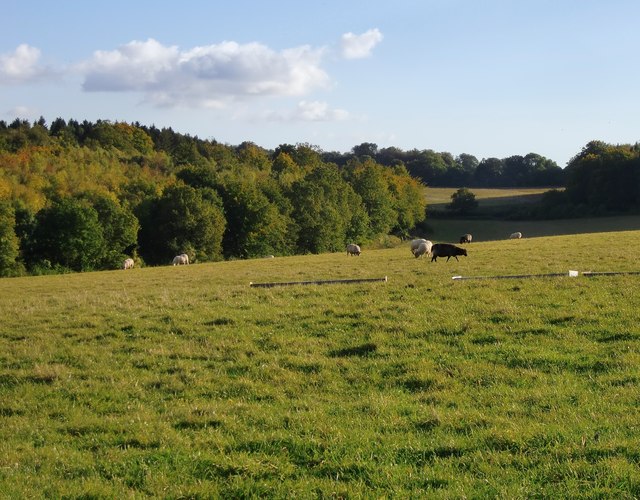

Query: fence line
left=250, top=276, right=388, bottom=288
left=452, top=271, right=578, bottom=280
left=454, top=270, right=640, bottom=280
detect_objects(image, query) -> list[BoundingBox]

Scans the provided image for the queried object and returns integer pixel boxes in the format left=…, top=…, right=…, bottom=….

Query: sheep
left=173, top=253, right=189, bottom=265
left=413, top=240, right=433, bottom=258
left=430, top=243, right=468, bottom=262
left=410, top=238, right=428, bottom=256
left=346, top=243, right=361, bottom=256
left=122, top=258, right=134, bottom=270
left=460, top=233, right=472, bottom=244
left=509, top=232, right=522, bottom=239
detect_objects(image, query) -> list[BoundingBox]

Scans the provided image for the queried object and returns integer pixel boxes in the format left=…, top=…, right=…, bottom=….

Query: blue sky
left=2, top=0, right=639, bottom=167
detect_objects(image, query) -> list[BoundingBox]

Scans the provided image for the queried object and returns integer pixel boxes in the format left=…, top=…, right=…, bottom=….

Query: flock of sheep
left=347, top=230, right=523, bottom=263
left=121, top=232, right=524, bottom=269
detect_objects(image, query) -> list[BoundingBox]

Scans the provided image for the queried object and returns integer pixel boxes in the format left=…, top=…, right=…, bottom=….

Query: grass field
left=425, top=187, right=555, bottom=209
left=425, top=215, right=640, bottom=243
left=2, top=228, right=640, bottom=497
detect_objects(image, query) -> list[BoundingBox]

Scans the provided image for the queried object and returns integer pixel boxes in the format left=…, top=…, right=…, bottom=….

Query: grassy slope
left=425, top=215, right=640, bottom=243
left=424, top=187, right=555, bottom=208
left=423, top=187, right=640, bottom=242
left=1, top=231, right=640, bottom=497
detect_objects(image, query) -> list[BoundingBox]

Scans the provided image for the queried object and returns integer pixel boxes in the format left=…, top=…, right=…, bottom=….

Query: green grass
left=425, top=215, right=640, bottom=243
left=425, top=186, right=555, bottom=209
left=2, top=230, right=640, bottom=497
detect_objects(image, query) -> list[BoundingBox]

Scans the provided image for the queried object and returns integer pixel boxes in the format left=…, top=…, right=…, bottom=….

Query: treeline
left=515, top=140, right=640, bottom=220
left=0, top=118, right=427, bottom=276
left=335, top=143, right=565, bottom=188
left=1, top=118, right=638, bottom=277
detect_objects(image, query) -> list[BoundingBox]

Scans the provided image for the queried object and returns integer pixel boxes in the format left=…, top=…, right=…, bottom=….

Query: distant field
left=425, top=186, right=557, bottom=209
left=424, top=215, right=640, bottom=243
left=2, top=230, right=640, bottom=497
left=421, top=186, right=640, bottom=242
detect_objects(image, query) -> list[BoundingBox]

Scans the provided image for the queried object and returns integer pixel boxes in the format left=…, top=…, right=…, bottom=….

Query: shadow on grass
left=328, top=343, right=377, bottom=358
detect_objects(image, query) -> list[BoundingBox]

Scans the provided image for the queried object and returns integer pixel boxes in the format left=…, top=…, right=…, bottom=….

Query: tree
left=272, top=152, right=304, bottom=189
left=290, top=164, right=367, bottom=253
left=406, top=149, right=449, bottom=185
left=0, top=201, right=20, bottom=276
left=29, top=198, right=105, bottom=272
left=447, top=188, right=478, bottom=215
left=474, top=158, right=503, bottom=186
left=564, top=142, right=640, bottom=212
left=137, top=185, right=226, bottom=265
left=215, top=176, right=293, bottom=258
left=385, top=170, right=427, bottom=238
left=83, top=193, right=140, bottom=268
left=349, top=159, right=396, bottom=237
left=351, top=142, right=379, bottom=159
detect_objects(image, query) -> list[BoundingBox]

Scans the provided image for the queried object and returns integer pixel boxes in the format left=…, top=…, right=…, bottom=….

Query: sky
left=2, top=0, right=639, bottom=167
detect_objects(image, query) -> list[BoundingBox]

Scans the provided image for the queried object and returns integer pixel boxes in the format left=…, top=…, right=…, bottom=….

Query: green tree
left=349, top=159, right=396, bottom=237
left=290, top=164, right=366, bottom=253
left=137, top=185, right=226, bottom=265
left=351, top=142, right=379, bottom=159
left=0, top=201, right=20, bottom=276
left=83, top=193, right=140, bottom=268
left=29, top=197, right=105, bottom=272
left=447, top=187, right=478, bottom=215
left=386, top=168, right=427, bottom=238
left=216, top=177, right=293, bottom=258
left=564, top=141, right=640, bottom=212
left=474, top=158, right=503, bottom=186
left=272, top=152, right=304, bottom=189
left=406, top=149, right=449, bottom=185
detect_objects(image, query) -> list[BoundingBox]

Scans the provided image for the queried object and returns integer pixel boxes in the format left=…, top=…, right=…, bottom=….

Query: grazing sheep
left=410, top=238, right=428, bottom=256
left=122, top=258, right=134, bottom=270
left=413, top=240, right=433, bottom=258
left=346, top=243, right=361, bottom=256
left=173, top=253, right=189, bottom=265
left=509, top=232, right=522, bottom=239
left=460, top=233, right=472, bottom=244
left=430, top=243, right=468, bottom=262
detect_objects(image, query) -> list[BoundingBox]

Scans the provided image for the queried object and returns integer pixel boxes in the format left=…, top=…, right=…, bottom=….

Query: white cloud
left=340, top=29, right=383, bottom=59
left=0, top=44, right=49, bottom=83
left=79, top=38, right=330, bottom=108
left=266, top=100, right=349, bottom=122
left=81, top=38, right=179, bottom=91
left=293, top=100, right=349, bottom=121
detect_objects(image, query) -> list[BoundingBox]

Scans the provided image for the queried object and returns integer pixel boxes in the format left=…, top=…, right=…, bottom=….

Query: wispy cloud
left=267, top=100, right=350, bottom=122
left=4, top=106, right=37, bottom=120
left=340, top=29, right=383, bottom=59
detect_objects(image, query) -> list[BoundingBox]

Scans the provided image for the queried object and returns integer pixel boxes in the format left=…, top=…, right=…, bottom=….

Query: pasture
left=424, top=186, right=554, bottom=209
left=2, top=230, right=640, bottom=497
left=425, top=215, right=640, bottom=243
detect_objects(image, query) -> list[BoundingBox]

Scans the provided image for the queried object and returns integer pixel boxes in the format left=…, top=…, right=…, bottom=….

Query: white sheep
left=509, top=232, right=522, bottom=239
left=122, top=258, right=134, bottom=270
left=410, top=238, right=428, bottom=256
left=172, top=253, right=189, bottom=265
left=346, top=243, right=361, bottom=256
left=413, top=240, right=433, bottom=259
